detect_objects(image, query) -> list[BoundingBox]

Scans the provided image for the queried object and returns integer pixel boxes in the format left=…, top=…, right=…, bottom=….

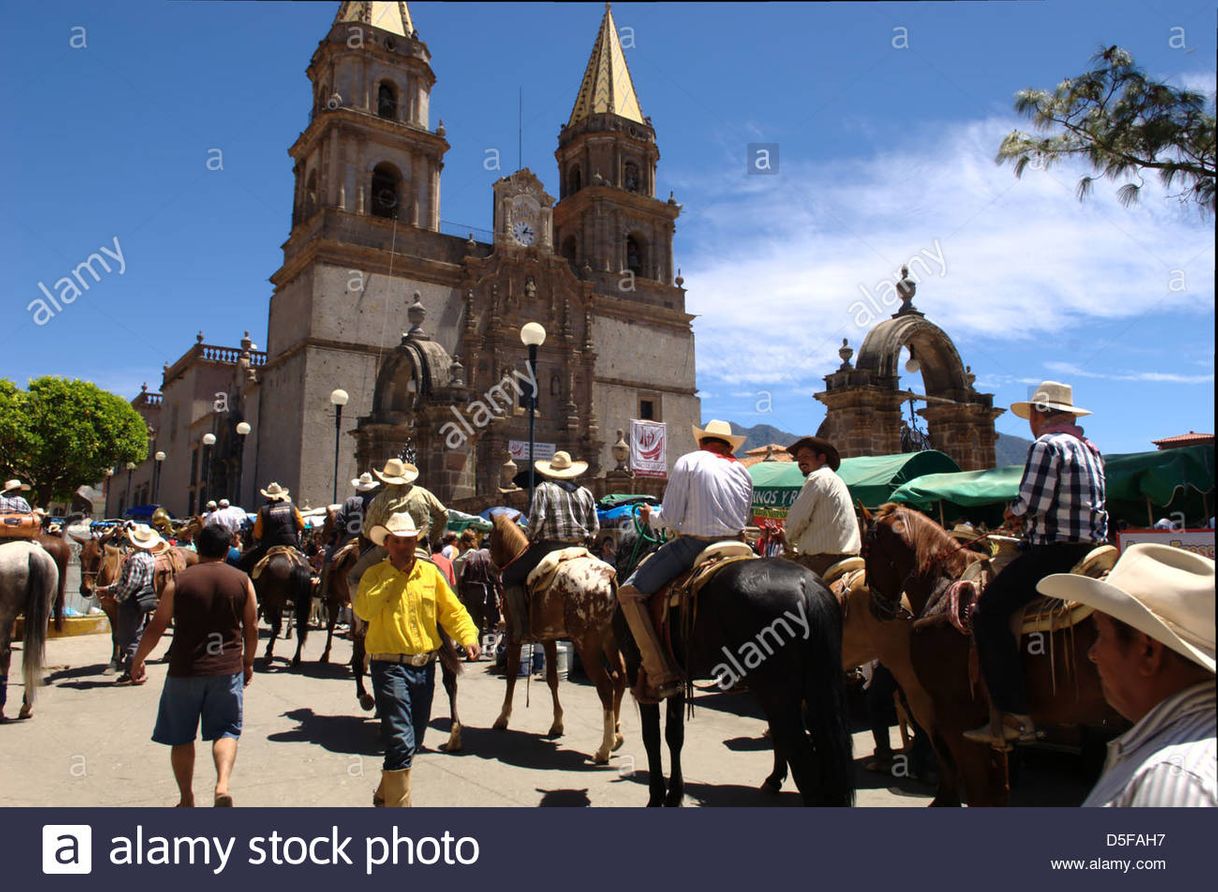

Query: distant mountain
left=995, top=432, right=1034, bottom=466
left=727, top=420, right=1034, bottom=468
left=730, top=422, right=799, bottom=455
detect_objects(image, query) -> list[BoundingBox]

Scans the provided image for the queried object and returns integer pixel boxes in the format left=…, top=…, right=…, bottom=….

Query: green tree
left=997, top=46, right=1216, bottom=212
left=0, top=377, right=149, bottom=507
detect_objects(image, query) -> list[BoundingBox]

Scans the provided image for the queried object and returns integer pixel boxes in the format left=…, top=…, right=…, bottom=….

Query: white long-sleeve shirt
left=650, top=449, right=753, bottom=538
left=784, top=466, right=861, bottom=557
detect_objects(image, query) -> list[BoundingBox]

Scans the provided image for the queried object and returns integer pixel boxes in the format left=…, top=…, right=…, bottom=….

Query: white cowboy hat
left=350, top=471, right=380, bottom=492
left=1038, top=543, right=1215, bottom=673
left=368, top=511, right=420, bottom=547
left=260, top=482, right=291, bottom=501
left=219, top=499, right=230, bottom=508
left=692, top=419, right=746, bottom=452
left=1010, top=380, right=1092, bottom=420
left=126, top=523, right=166, bottom=552
left=534, top=450, right=588, bottom=480
left=205, top=500, right=218, bottom=510
left=373, top=458, right=420, bottom=486
left=2, top=478, right=31, bottom=494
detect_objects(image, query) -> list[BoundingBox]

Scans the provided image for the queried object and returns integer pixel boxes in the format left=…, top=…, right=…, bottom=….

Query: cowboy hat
left=368, top=511, right=420, bottom=547
left=206, top=500, right=218, bottom=510
left=373, top=458, right=419, bottom=486
left=350, top=471, right=380, bottom=492
left=218, top=499, right=230, bottom=508
left=2, top=478, right=31, bottom=494
left=1037, top=543, right=1215, bottom=673
left=126, top=523, right=166, bottom=552
left=692, top=419, right=746, bottom=452
left=260, top=482, right=291, bottom=501
left=1010, top=380, right=1092, bottom=420
left=534, top=451, right=588, bottom=480
left=786, top=436, right=841, bottom=472
left=948, top=522, right=980, bottom=541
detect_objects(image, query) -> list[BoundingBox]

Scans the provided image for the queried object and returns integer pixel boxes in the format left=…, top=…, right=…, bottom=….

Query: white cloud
left=678, top=114, right=1215, bottom=401
left=1044, top=360, right=1214, bottom=385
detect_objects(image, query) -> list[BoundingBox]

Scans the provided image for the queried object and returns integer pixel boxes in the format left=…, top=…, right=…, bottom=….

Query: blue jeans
left=624, top=537, right=711, bottom=595
left=370, top=660, right=436, bottom=770
left=115, top=596, right=147, bottom=672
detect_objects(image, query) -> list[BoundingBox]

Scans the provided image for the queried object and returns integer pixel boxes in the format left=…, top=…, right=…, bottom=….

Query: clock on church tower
left=493, top=170, right=554, bottom=253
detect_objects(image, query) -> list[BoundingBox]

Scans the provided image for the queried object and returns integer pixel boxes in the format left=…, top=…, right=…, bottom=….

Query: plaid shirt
left=0, top=494, right=32, bottom=513
left=109, top=550, right=156, bottom=604
left=528, top=480, right=599, bottom=543
left=1011, top=432, right=1108, bottom=545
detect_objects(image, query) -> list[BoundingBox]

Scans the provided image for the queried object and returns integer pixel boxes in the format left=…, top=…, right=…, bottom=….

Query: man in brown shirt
left=131, top=523, right=258, bottom=807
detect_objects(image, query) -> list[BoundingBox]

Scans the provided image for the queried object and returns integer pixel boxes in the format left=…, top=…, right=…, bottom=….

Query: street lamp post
left=153, top=451, right=165, bottom=504
left=235, top=422, right=251, bottom=505
left=202, top=433, right=216, bottom=511
left=124, top=461, right=136, bottom=515
left=519, top=323, right=547, bottom=505
left=103, top=467, right=114, bottom=518
left=330, top=389, right=349, bottom=504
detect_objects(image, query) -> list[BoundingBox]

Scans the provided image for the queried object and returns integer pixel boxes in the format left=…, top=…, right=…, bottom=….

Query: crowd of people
left=1, top=377, right=1212, bottom=809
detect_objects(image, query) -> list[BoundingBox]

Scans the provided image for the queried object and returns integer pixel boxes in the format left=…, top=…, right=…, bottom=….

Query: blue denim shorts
left=152, top=672, right=244, bottom=745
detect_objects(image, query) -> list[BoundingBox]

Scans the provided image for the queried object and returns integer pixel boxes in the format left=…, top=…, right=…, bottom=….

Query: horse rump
left=22, top=547, right=56, bottom=711
left=798, top=576, right=855, bottom=806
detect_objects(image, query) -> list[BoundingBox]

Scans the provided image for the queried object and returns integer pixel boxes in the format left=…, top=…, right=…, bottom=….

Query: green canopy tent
left=889, top=445, right=1215, bottom=528
left=749, top=450, right=962, bottom=520
left=446, top=508, right=493, bottom=534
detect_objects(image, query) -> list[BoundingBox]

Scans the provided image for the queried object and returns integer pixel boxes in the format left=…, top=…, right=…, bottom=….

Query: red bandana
left=701, top=442, right=739, bottom=462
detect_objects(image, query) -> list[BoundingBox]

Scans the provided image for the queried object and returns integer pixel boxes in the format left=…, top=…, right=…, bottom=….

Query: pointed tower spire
left=567, top=3, right=644, bottom=126
left=334, top=1, right=414, bottom=37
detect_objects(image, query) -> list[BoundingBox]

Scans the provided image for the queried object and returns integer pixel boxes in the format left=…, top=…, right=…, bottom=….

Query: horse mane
left=491, top=514, right=528, bottom=568
left=874, top=503, right=979, bottom=579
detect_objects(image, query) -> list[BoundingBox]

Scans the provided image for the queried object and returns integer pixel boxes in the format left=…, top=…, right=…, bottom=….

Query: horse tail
left=52, top=551, right=66, bottom=633
left=437, top=627, right=463, bottom=677
left=23, top=548, right=55, bottom=710
left=801, top=580, right=855, bottom=806
left=291, top=560, right=313, bottom=643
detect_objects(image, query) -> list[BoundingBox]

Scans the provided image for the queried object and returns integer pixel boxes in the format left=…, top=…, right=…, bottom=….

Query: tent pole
left=1146, top=497, right=1154, bottom=527
left=938, top=501, right=946, bottom=528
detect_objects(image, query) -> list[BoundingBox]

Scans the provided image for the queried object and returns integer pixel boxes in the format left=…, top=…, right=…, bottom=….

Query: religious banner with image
left=630, top=420, right=667, bottom=478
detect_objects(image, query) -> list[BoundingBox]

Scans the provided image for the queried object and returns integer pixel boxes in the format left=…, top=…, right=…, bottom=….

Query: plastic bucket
left=554, top=641, right=573, bottom=680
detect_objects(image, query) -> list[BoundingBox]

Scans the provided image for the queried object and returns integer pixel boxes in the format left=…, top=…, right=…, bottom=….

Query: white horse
left=0, top=540, right=59, bottom=720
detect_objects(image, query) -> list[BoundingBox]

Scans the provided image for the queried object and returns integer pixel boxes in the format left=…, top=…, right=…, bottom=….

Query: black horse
left=614, top=522, right=854, bottom=807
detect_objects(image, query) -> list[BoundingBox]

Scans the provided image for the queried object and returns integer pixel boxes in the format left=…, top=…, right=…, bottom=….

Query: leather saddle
left=0, top=513, right=41, bottom=540
left=252, top=545, right=310, bottom=580
left=648, top=541, right=758, bottom=658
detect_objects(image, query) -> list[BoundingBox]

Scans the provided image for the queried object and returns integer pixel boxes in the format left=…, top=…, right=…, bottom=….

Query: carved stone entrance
left=814, top=272, right=1002, bottom=471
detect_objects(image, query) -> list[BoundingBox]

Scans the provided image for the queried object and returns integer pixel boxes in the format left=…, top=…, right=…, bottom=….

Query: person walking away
left=96, top=523, right=161, bottom=685
left=130, top=524, right=257, bottom=807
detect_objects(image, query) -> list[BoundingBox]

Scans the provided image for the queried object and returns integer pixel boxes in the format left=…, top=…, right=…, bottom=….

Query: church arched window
left=626, top=234, right=646, bottom=277
left=377, top=82, right=398, bottom=120
left=567, top=164, right=582, bottom=196
left=624, top=162, right=640, bottom=193
left=371, top=163, right=401, bottom=219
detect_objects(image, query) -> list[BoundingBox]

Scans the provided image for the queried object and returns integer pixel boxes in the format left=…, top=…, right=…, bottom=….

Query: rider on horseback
left=498, top=451, right=599, bottom=640
left=965, top=381, right=1108, bottom=747
left=618, top=420, right=754, bottom=701
left=322, top=472, right=380, bottom=598
left=238, top=482, right=305, bottom=573
left=0, top=479, right=33, bottom=515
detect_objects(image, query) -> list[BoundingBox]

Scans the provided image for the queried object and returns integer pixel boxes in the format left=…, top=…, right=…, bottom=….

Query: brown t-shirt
left=169, top=561, right=249, bottom=678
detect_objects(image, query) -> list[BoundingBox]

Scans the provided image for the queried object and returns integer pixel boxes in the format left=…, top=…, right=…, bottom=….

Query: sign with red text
left=630, top=420, right=667, bottom=478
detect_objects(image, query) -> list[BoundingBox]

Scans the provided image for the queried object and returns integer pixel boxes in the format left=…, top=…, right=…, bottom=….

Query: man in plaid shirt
left=966, top=381, right=1108, bottom=746
left=97, top=524, right=161, bottom=685
left=499, top=451, right=599, bottom=637
left=0, top=478, right=33, bottom=513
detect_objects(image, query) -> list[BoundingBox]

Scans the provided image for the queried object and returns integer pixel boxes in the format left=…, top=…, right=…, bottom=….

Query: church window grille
left=624, top=162, right=640, bottom=193
left=371, top=163, right=400, bottom=219
left=377, top=82, right=398, bottom=120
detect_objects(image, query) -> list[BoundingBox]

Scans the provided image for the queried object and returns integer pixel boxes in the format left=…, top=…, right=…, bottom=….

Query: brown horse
left=862, top=503, right=1120, bottom=806
left=322, top=541, right=465, bottom=752
left=488, top=515, right=626, bottom=764
left=251, top=550, right=313, bottom=668
left=36, top=528, right=70, bottom=631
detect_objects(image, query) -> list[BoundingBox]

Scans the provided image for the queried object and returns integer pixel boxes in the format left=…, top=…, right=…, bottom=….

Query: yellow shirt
left=354, top=557, right=478, bottom=655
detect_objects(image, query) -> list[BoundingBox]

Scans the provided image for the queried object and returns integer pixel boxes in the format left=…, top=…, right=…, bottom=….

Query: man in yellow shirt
left=355, top=511, right=480, bottom=807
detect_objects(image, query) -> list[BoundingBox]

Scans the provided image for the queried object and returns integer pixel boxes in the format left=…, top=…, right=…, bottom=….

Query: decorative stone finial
left=436, top=119, right=446, bottom=137
left=196, top=330, right=205, bottom=343
left=668, top=191, right=677, bottom=205
left=611, top=429, right=630, bottom=472
left=838, top=338, right=854, bottom=370
left=499, top=453, right=520, bottom=492
left=965, top=365, right=976, bottom=389
left=895, top=266, right=919, bottom=315
left=763, top=444, right=777, bottom=462
left=140, top=382, right=148, bottom=393
left=674, top=267, right=684, bottom=287
left=449, top=354, right=465, bottom=388
left=525, top=276, right=537, bottom=300
left=407, top=292, right=426, bottom=335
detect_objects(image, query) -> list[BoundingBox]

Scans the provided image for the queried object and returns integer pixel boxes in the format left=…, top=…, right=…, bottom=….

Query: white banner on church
left=1117, top=528, right=1215, bottom=560
left=509, top=440, right=556, bottom=462
left=630, top=420, right=667, bottom=478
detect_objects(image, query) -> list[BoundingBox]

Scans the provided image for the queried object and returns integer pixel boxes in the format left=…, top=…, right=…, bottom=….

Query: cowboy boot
left=372, top=775, right=385, bottom=807
left=380, top=768, right=412, bottom=807
left=618, top=585, right=683, bottom=699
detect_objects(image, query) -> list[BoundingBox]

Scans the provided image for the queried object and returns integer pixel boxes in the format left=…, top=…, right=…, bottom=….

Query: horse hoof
left=663, top=792, right=684, bottom=807
left=545, top=724, right=564, bottom=739
left=440, top=728, right=463, bottom=753
left=612, top=733, right=625, bottom=752
left=492, top=716, right=509, bottom=731
left=358, top=694, right=376, bottom=712
left=761, top=777, right=783, bottom=795
left=17, top=705, right=33, bottom=720
left=592, top=749, right=611, bottom=765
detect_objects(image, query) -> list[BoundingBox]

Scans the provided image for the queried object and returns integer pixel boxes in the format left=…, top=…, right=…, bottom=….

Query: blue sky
left=2, top=0, right=1213, bottom=455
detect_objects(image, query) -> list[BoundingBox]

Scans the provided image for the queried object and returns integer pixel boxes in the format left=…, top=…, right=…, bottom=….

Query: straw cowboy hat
left=1010, top=380, right=1092, bottom=420
left=260, top=482, right=291, bottom=501
left=373, top=458, right=420, bottom=486
left=126, top=523, right=166, bottom=552
left=1038, top=543, right=1215, bottom=673
left=350, top=471, right=380, bottom=492
left=206, top=500, right=218, bottom=511
left=368, top=511, right=420, bottom=547
left=2, top=478, right=31, bottom=494
left=692, top=419, right=746, bottom=452
left=535, top=451, right=588, bottom=480
left=786, top=436, right=842, bottom=472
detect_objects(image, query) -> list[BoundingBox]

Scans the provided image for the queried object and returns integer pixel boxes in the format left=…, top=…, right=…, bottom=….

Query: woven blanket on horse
left=521, top=547, right=617, bottom=640
left=251, top=545, right=310, bottom=580
left=0, top=513, right=41, bottom=540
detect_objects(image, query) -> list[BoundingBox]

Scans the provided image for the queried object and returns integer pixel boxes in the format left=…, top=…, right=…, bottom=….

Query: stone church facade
left=248, top=1, right=698, bottom=508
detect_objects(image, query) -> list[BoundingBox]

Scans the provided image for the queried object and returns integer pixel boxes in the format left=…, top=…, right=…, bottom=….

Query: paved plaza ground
left=1, top=627, right=1091, bottom=808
